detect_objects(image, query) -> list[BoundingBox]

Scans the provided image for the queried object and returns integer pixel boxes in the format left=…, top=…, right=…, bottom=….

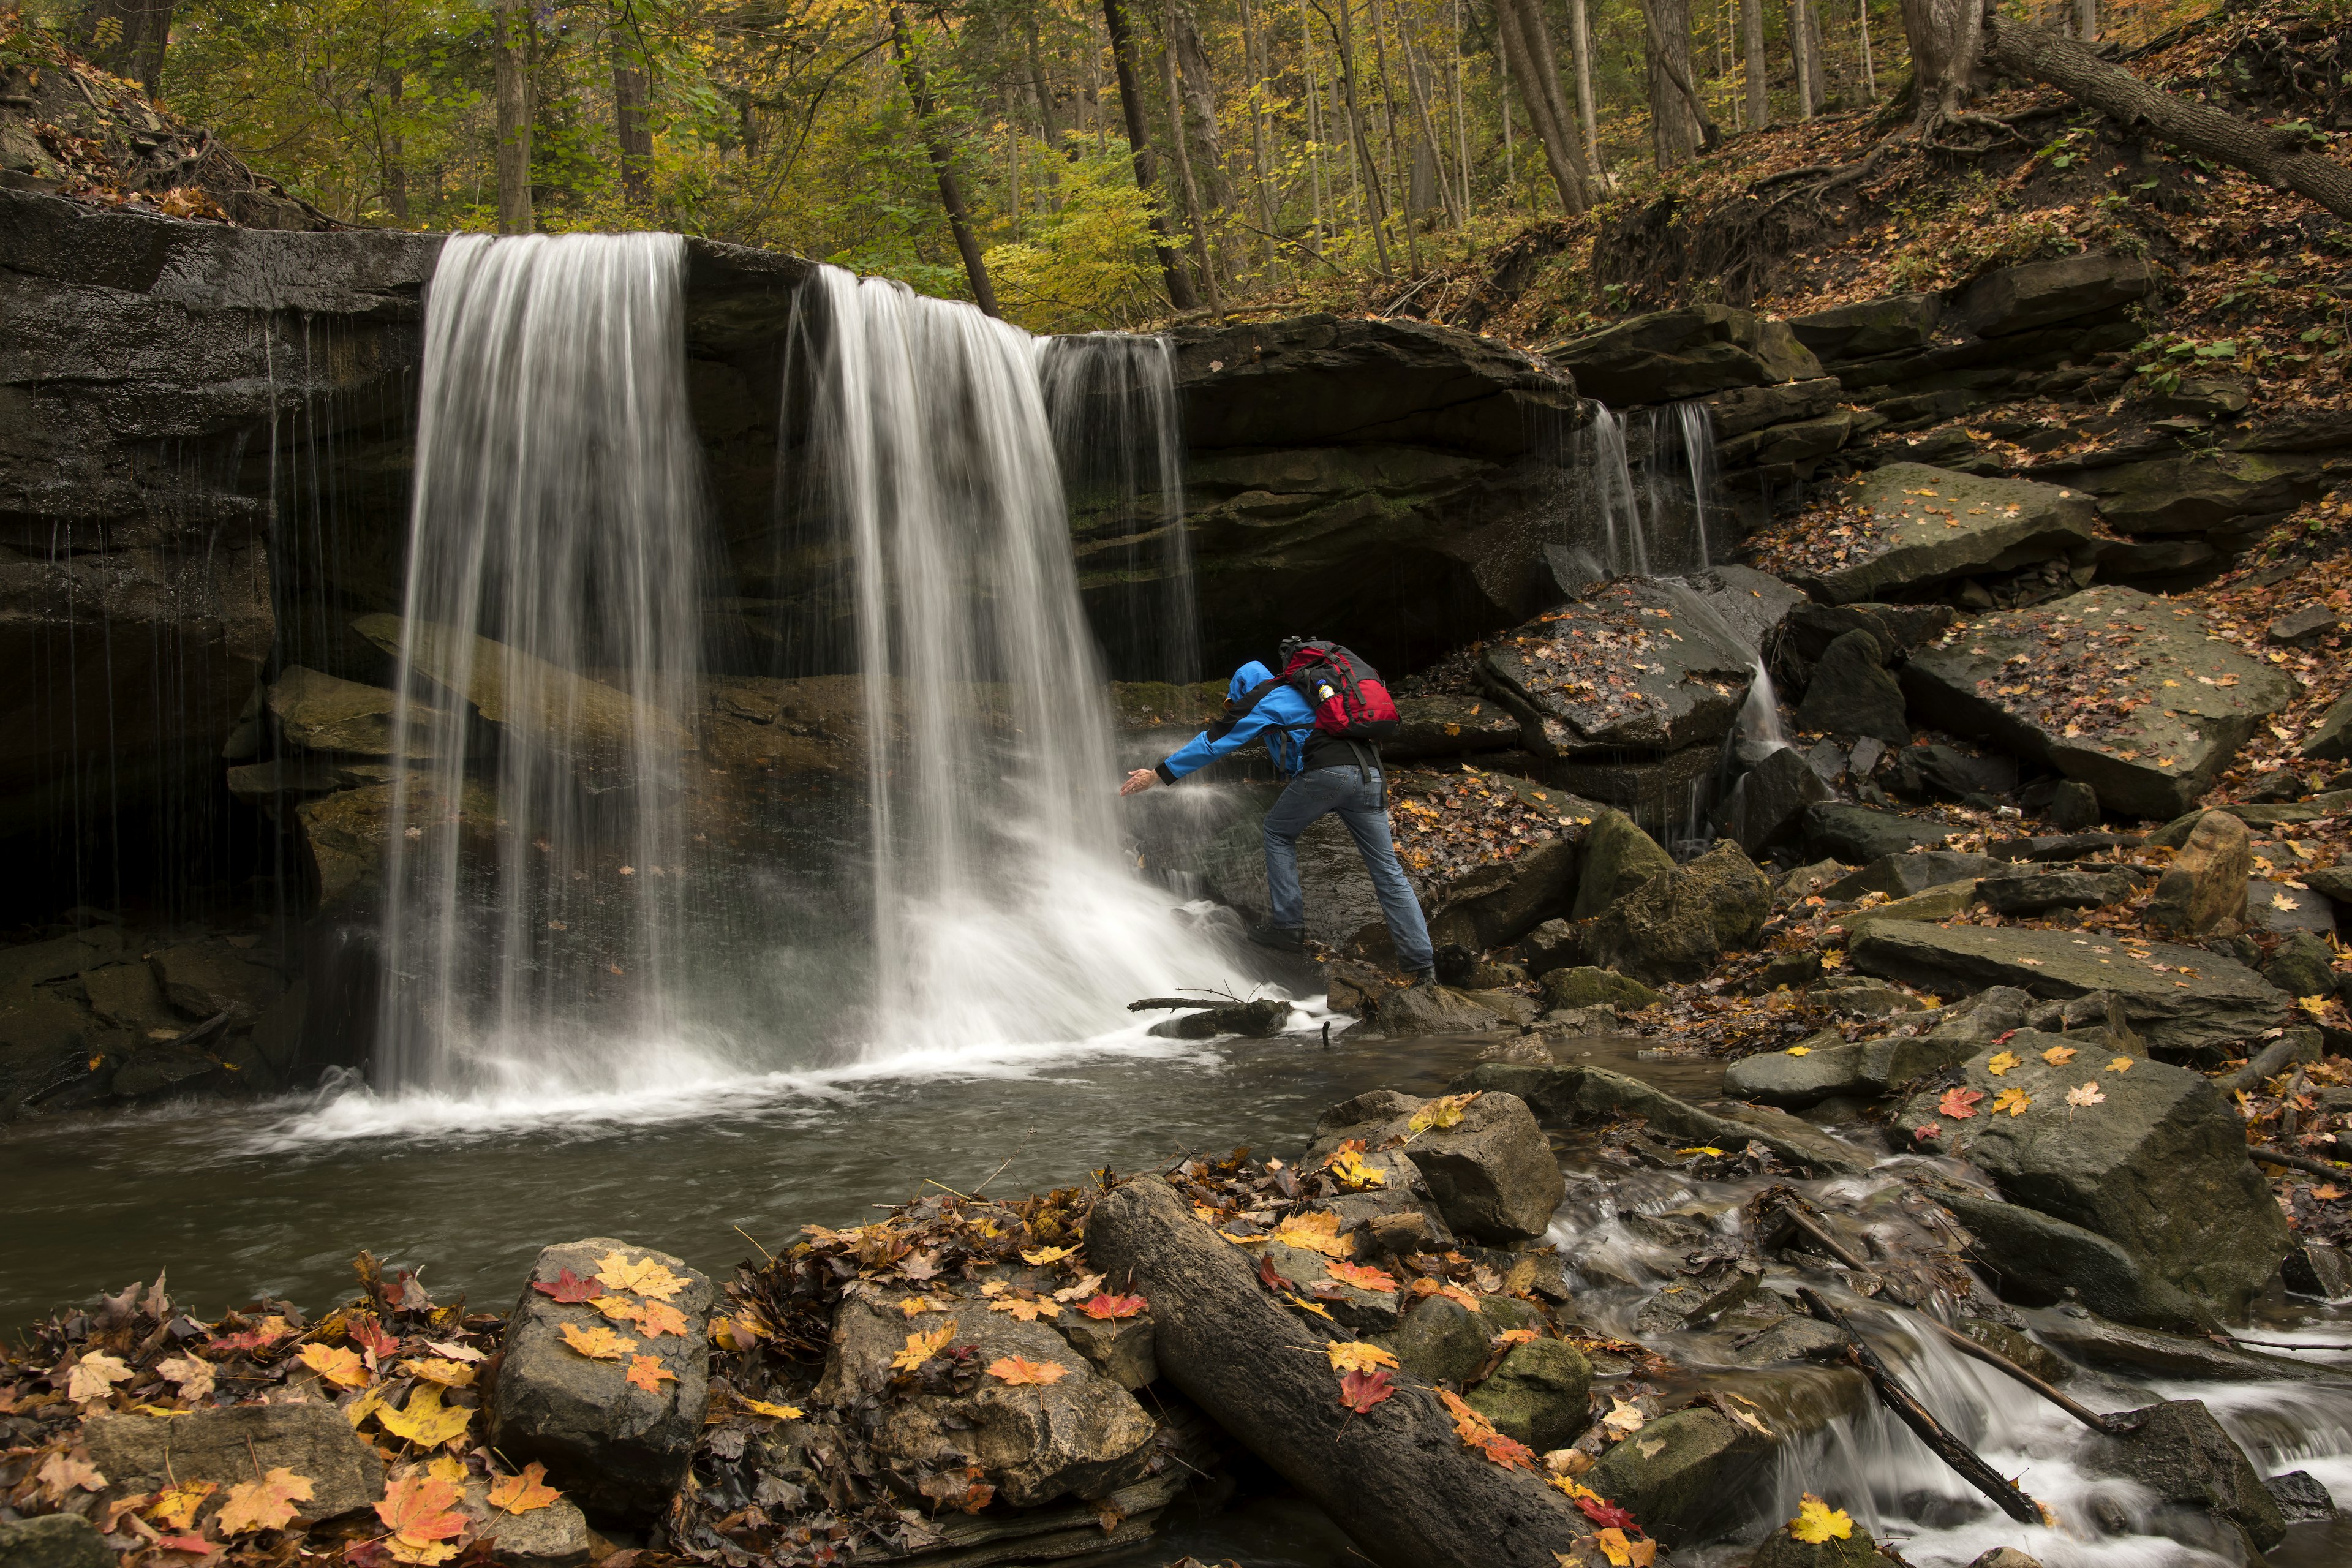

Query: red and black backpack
left=1277, top=640, right=1401, bottom=741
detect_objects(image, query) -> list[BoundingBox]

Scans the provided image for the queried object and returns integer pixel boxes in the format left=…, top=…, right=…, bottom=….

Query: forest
left=28, top=0, right=2209, bottom=331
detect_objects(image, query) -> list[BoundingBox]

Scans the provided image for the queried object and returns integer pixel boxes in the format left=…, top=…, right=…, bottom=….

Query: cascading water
left=1574, top=399, right=1721, bottom=579
left=792, top=268, right=1246, bottom=1054
left=1037, top=333, right=1198, bottom=688
left=375, top=232, right=715, bottom=1096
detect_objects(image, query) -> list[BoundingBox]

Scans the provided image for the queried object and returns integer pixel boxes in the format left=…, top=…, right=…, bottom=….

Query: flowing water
left=1576, top=400, right=1721, bottom=579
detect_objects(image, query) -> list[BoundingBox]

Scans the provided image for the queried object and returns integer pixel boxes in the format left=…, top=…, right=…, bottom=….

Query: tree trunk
left=492, top=0, right=534, bottom=235
left=1637, top=0, right=1716, bottom=162
left=1569, top=0, right=1602, bottom=187
left=1084, top=1178, right=1586, bottom=1568
left=1900, top=0, right=1986, bottom=121
left=1321, top=0, right=1394, bottom=273
left=81, top=0, right=175, bottom=98
left=1985, top=18, right=2352, bottom=221
left=1741, top=0, right=1770, bottom=127
left=1789, top=0, right=1817, bottom=117
left=1402, top=37, right=1463, bottom=227
left=1858, top=0, right=1877, bottom=100
left=378, top=67, right=409, bottom=224
left=888, top=3, right=1001, bottom=317
left=612, top=18, right=654, bottom=206
left=1240, top=0, right=1276, bottom=272
left=1167, top=0, right=1234, bottom=209
left=1366, top=0, right=1411, bottom=269
left=1161, top=21, right=1222, bottom=310
left=1103, top=0, right=1200, bottom=309
left=1024, top=13, right=1071, bottom=162
left=1492, top=0, right=1588, bottom=214
left=2075, top=0, right=2095, bottom=41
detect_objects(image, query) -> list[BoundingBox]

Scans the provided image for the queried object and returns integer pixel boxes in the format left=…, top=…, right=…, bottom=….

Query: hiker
left=1120, top=637, right=1436, bottom=986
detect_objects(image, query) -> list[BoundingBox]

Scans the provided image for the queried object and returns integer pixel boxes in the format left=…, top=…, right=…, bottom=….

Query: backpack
left=1278, top=641, right=1400, bottom=741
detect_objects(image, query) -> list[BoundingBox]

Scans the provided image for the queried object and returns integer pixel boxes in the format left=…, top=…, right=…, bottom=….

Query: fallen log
left=1914, top=1314, right=2131, bottom=1437
left=1085, top=1177, right=1583, bottom=1568
left=1983, top=19, right=2352, bottom=222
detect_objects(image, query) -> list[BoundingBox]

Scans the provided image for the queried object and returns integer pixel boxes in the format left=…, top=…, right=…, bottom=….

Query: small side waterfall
left=793, top=268, right=1241, bottom=1054
left=375, top=233, right=712, bottom=1095
left=1575, top=399, right=1722, bottom=578
left=1038, top=334, right=1198, bottom=687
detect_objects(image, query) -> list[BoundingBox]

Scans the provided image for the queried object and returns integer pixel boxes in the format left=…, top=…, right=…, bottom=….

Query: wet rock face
left=1580, top=1406, right=1765, bottom=1547
left=1480, top=580, right=1757, bottom=762
left=84, top=1404, right=385, bottom=1523
left=1770, top=462, right=2097, bottom=605
left=1463, top=1338, right=1591, bottom=1451
left=1898, top=1038, right=2290, bottom=1322
left=1542, top=303, right=1824, bottom=404
left=1585, top=842, right=1771, bottom=986
left=1793, top=631, right=1910, bottom=745
left=2081, top=1400, right=2287, bottom=1552
left=1323, top=1090, right=1566, bottom=1243
left=1936, top=1187, right=2204, bottom=1329
left=489, top=1238, right=714, bottom=1523
left=1901, top=584, right=2295, bottom=819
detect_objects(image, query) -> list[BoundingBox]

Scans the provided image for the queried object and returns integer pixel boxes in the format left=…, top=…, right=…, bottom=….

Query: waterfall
left=793, top=268, right=1243, bottom=1054
left=1038, top=334, right=1198, bottom=687
left=1575, top=399, right=1721, bottom=579
left=375, top=233, right=713, bottom=1095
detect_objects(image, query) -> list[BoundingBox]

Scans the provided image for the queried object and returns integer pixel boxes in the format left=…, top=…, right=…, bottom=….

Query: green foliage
left=986, top=141, right=1167, bottom=331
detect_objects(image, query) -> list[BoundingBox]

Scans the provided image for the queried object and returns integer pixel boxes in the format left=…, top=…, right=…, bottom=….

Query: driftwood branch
left=1774, top=1200, right=1870, bottom=1272
left=1912, top=1316, right=2131, bottom=1437
left=1797, top=1288, right=2045, bottom=1526
left=2247, top=1145, right=2352, bottom=1182
left=1983, top=18, right=2352, bottom=221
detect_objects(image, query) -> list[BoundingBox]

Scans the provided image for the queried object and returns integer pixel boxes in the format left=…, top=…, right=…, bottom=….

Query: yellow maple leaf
left=148, top=1481, right=217, bottom=1530
left=1786, top=1046, right=1811, bottom=1057
left=624, top=1355, right=677, bottom=1393
left=2041, top=1044, right=2078, bottom=1066
left=486, top=1462, right=560, bottom=1515
left=1819, top=948, right=1846, bottom=969
left=899, top=1297, right=944, bottom=1316
left=891, top=1322, right=957, bottom=1371
left=298, top=1343, right=371, bottom=1390
left=1019, top=1245, right=1073, bottom=1266
left=1790, top=1493, right=1853, bottom=1543
left=1324, top=1140, right=1387, bottom=1190
left=2108, top=1055, right=2134, bottom=1072
left=589, top=1295, right=647, bottom=1329
left=987, top=1295, right=1060, bottom=1321
left=1990, top=1087, right=2032, bottom=1117
left=1270, top=1210, right=1352, bottom=1257
left=1986, top=1050, right=2022, bottom=1077
left=375, top=1385, right=473, bottom=1449
left=558, top=1322, right=636, bottom=1360
left=1596, top=1528, right=1655, bottom=1567
left=397, top=1359, right=475, bottom=1388
left=1283, top=1292, right=1335, bottom=1320
left=1325, top=1341, right=1400, bottom=1374
left=217, top=1468, right=315, bottom=1535
left=738, top=1397, right=804, bottom=1422
left=594, top=1251, right=688, bottom=1301
left=1408, top=1091, right=1480, bottom=1134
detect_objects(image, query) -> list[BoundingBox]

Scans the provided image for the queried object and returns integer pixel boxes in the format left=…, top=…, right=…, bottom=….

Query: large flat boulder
left=1788, top=293, right=1944, bottom=361
left=1757, top=464, right=2097, bottom=604
left=1458, top=1061, right=1869, bottom=1175
left=1480, top=579, right=1756, bottom=758
left=2077, top=450, right=2339, bottom=540
left=489, top=1238, right=714, bottom=1522
left=1901, top=586, right=2296, bottom=818
left=1800, top=803, right=1954, bottom=861
left=1384, top=693, right=1526, bottom=759
left=1899, top=1037, right=2289, bottom=1321
left=84, top=1404, right=385, bottom=1523
left=1937, top=1186, right=2204, bottom=1328
left=1585, top=842, right=1771, bottom=985
left=1540, top=304, right=1823, bottom=404
left=1849, top=922, right=2285, bottom=1057
left=1947, top=254, right=2154, bottom=337
left=268, top=666, right=442, bottom=757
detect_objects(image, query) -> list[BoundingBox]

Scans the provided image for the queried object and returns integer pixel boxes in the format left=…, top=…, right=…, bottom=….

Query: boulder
left=1424, top=832, right=1586, bottom=951
left=1751, top=1518, right=1888, bottom=1568
left=1542, top=303, right=1822, bottom=404
left=1700, top=377, right=1844, bottom=438
left=463, top=1479, right=594, bottom=1568
left=1891, top=744, right=2018, bottom=805
left=2080, top=1400, right=2286, bottom=1552
left=2265, top=930, right=2340, bottom=1000
left=1977, top=864, right=2149, bottom=916
left=2302, top=688, right=2352, bottom=762
left=1719, top=745, right=1834, bottom=856
left=1800, top=804, right=1952, bottom=862
left=2266, top=1471, right=2340, bottom=1523
left=1771, top=464, right=2097, bottom=605
left=1580, top=1408, right=1766, bottom=1548
left=1480, top=579, right=1756, bottom=758
left=148, top=940, right=287, bottom=1021
left=1371, top=983, right=1514, bottom=1036
left=268, top=666, right=440, bottom=757
left=2146, top=810, right=2250, bottom=937
left=1901, top=586, right=2296, bottom=818
left=1569, top=810, right=1674, bottom=918
left=1142, top=998, right=1291, bottom=1040
left=1373, top=1090, right=1566, bottom=1243
left=2267, top=603, right=2345, bottom=647
left=1384, top=1294, right=1496, bottom=1385
left=2048, top=779, right=2101, bottom=831
left=0, top=1517, right=111, bottom=1568
left=1385, top=694, right=1526, bottom=760
left=814, top=1283, right=1155, bottom=1508
left=1724, top=1038, right=1871, bottom=1107
left=1586, top=842, right=1771, bottom=985
left=1789, top=293, right=1945, bottom=361
left=1850, top=923, right=2286, bottom=1057
left=1540, top=966, right=1662, bottom=1012
left=1836, top=879, right=1980, bottom=933
left=489, top=1238, right=714, bottom=1521
left=84, top=1404, right=385, bottom=1523
left=1948, top=254, right=2154, bottom=337
left=2250, top=876, right=2335, bottom=939
left=1795, top=631, right=1910, bottom=744
left=1468, top=1062, right=1869, bottom=1175
left=2080, top=450, right=2336, bottom=540
left=1936, top=1187, right=2205, bottom=1329
left=1823, top=851, right=1992, bottom=902
left=1463, top=1339, right=1592, bottom=1452
left=1783, top=601, right=1958, bottom=667
left=1897, top=1038, right=2291, bottom=1321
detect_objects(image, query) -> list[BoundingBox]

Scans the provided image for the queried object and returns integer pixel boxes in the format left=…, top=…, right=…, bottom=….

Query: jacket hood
left=1227, top=661, right=1275, bottom=701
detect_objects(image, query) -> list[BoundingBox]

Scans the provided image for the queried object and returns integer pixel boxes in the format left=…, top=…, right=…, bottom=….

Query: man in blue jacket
left=1121, top=658, right=1436, bottom=986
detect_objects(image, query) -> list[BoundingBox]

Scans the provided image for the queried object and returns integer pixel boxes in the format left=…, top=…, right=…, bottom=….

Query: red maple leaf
left=532, top=1268, right=600, bottom=1304
left=1575, top=1493, right=1637, bottom=1529
left=1078, top=1293, right=1146, bottom=1321
left=1476, top=1431, right=1540, bottom=1471
left=1257, top=1255, right=1291, bottom=1293
left=1937, top=1087, right=1986, bottom=1120
left=1338, top=1369, right=1395, bottom=1414
left=347, top=1315, right=400, bottom=1360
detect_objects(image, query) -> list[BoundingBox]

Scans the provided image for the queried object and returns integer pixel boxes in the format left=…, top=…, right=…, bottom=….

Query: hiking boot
left=1406, top=967, right=1438, bottom=988
left=1246, top=923, right=1305, bottom=952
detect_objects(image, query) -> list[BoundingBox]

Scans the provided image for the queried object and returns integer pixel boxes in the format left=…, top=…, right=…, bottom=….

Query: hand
left=1120, top=769, right=1159, bottom=797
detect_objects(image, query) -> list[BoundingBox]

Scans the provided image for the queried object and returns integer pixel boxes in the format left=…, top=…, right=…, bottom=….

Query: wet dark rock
left=1379, top=1091, right=1564, bottom=1243
left=1056, top=1311, right=1161, bottom=1390
left=1957, top=1317, right=2073, bottom=1386
left=1936, top=1186, right=2204, bottom=1329
left=2303, top=689, right=2352, bottom=762
left=1700, top=377, right=1843, bottom=438
left=462, top=1478, right=594, bottom=1568
left=1569, top=810, right=1675, bottom=919
left=1539, top=966, right=1662, bottom=1012
left=1464, top=1338, right=1592, bottom=1450
left=1385, top=693, right=1525, bottom=759
left=2079, top=450, right=2341, bottom=541
left=1542, top=303, right=1822, bottom=404
left=2266, top=931, right=2341, bottom=1000
left=2248, top=878, right=2336, bottom=939
left=1849, top=922, right=2287, bottom=1057
left=1986, top=831, right=2145, bottom=863
left=1784, top=464, right=2097, bottom=605
left=0, top=1516, right=111, bottom=1568
left=2285, top=1241, right=2352, bottom=1301
left=1719, top=745, right=1835, bottom=856
left=2264, top=1469, right=2339, bottom=1523
left=85, top=1404, right=385, bottom=1523
left=1384, top=1294, right=1494, bottom=1384
left=1423, top=831, right=1588, bottom=951
left=2145, top=810, right=2250, bottom=938
left=1586, top=842, right=1771, bottom=986
left=1898, top=1039, right=2290, bottom=1322
left=1635, top=1259, right=1764, bottom=1333
left=1961, top=1551, right=2046, bottom=1568
left=1467, top=1061, right=1868, bottom=1175
left=1824, top=851, right=1992, bottom=903
left=1722, top=1314, right=1848, bottom=1366
left=149, top=940, right=287, bottom=1021
left=1370, top=983, right=1514, bottom=1036
left=1790, top=293, right=1944, bottom=361
left=1751, top=1518, right=1887, bottom=1568
left=1518, top=918, right=1583, bottom=977
left=2048, top=780, right=2101, bottom=831
left=1782, top=601, right=1958, bottom=668
left=1977, top=865, right=2150, bottom=917
left=268, top=666, right=436, bottom=757
left=1795, top=631, right=1910, bottom=744
left=1800, top=804, right=1953, bottom=861
left=2267, top=603, right=2344, bottom=647
left=1580, top=1407, right=1767, bottom=1548
left=2082, top=1400, right=2286, bottom=1553
left=1901, top=586, right=2296, bottom=819
left=491, top=1238, right=714, bottom=1521
left=2029, top=1308, right=2351, bottom=1383
left=1139, top=997, right=1290, bottom=1039
left=1948, top=254, right=2154, bottom=337
left=1480, top=579, right=1757, bottom=760
left=1891, top=744, right=2018, bottom=805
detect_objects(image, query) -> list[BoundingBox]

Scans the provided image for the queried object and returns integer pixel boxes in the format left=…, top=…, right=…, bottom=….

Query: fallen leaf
left=208, top=1317, right=293, bottom=1353
left=589, top=1295, right=647, bottom=1329
left=2067, top=1081, right=2107, bottom=1117
left=375, top=1385, right=472, bottom=1449
left=2108, top=1056, right=2135, bottom=1072
left=486, top=1463, right=560, bottom=1515
left=1789, top=1493, right=1853, bottom=1544
left=156, top=1355, right=216, bottom=1401
left=2313, top=1184, right=2346, bottom=1202
left=1913, top=1123, right=1942, bottom=1140
left=1324, top=1142, right=1387, bottom=1190
left=1596, top=1527, right=1655, bottom=1567
left=988, top=1294, right=1059, bottom=1321
left=530, top=1269, right=600, bottom=1305
left=1408, top=1091, right=1480, bottom=1134
left=1939, top=1086, right=1986, bottom=1120
left=146, top=1480, right=217, bottom=1528
left=1326, top=1341, right=1400, bottom=1374
left=558, top=1323, right=636, bottom=1360
left=37, top=1452, right=108, bottom=1502
left=1574, top=1491, right=1637, bottom=1529
left=397, top=1359, right=475, bottom=1389
left=737, top=1396, right=804, bottom=1421
left=2041, top=1045, right=2078, bottom=1066
left=1785, top=1045, right=1811, bottom=1057
left=1991, top=1087, right=2032, bottom=1117
left=1986, top=1050, right=2022, bottom=1077
left=1079, top=1292, right=1147, bottom=1320
left=300, top=1344, right=371, bottom=1390
left=1324, top=1260, right=1398, bottom=1293
left=67, top=1352, right=134, bottom=1403
left=624, top=1355, right=677, bottom=1393
left=1020, top=1246, right=1074, bottom=1267
left=1600, top=1397, right=1646, bottom=1438
left=1337, top=1367, right=1395, bottom=1414
left=1270, top=1210, right=1352, bottom=1257
left=594, top=1252, right=687, bottom=1301
left=218, top=1468, right=315, bottom=1534
left=892, top=1322, right=957, bottom=1371
left=1283, top=1292, right=1335, bottom=1319
left=985, top=1356, right=1068, bottom=1385
left=348, top=1317, right=401, bottom=1360
left=633, top=1301, right=690, bottom=1339
left=374, top=1471, right=468, bottom=1565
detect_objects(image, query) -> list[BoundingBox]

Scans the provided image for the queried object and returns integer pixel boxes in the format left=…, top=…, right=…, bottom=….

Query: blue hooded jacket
left=1155, top=661, right=1320, bottom=782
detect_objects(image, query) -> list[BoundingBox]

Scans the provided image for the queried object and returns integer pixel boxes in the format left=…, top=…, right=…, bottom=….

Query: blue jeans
left=1262, top=764, right=1434, bottom=973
